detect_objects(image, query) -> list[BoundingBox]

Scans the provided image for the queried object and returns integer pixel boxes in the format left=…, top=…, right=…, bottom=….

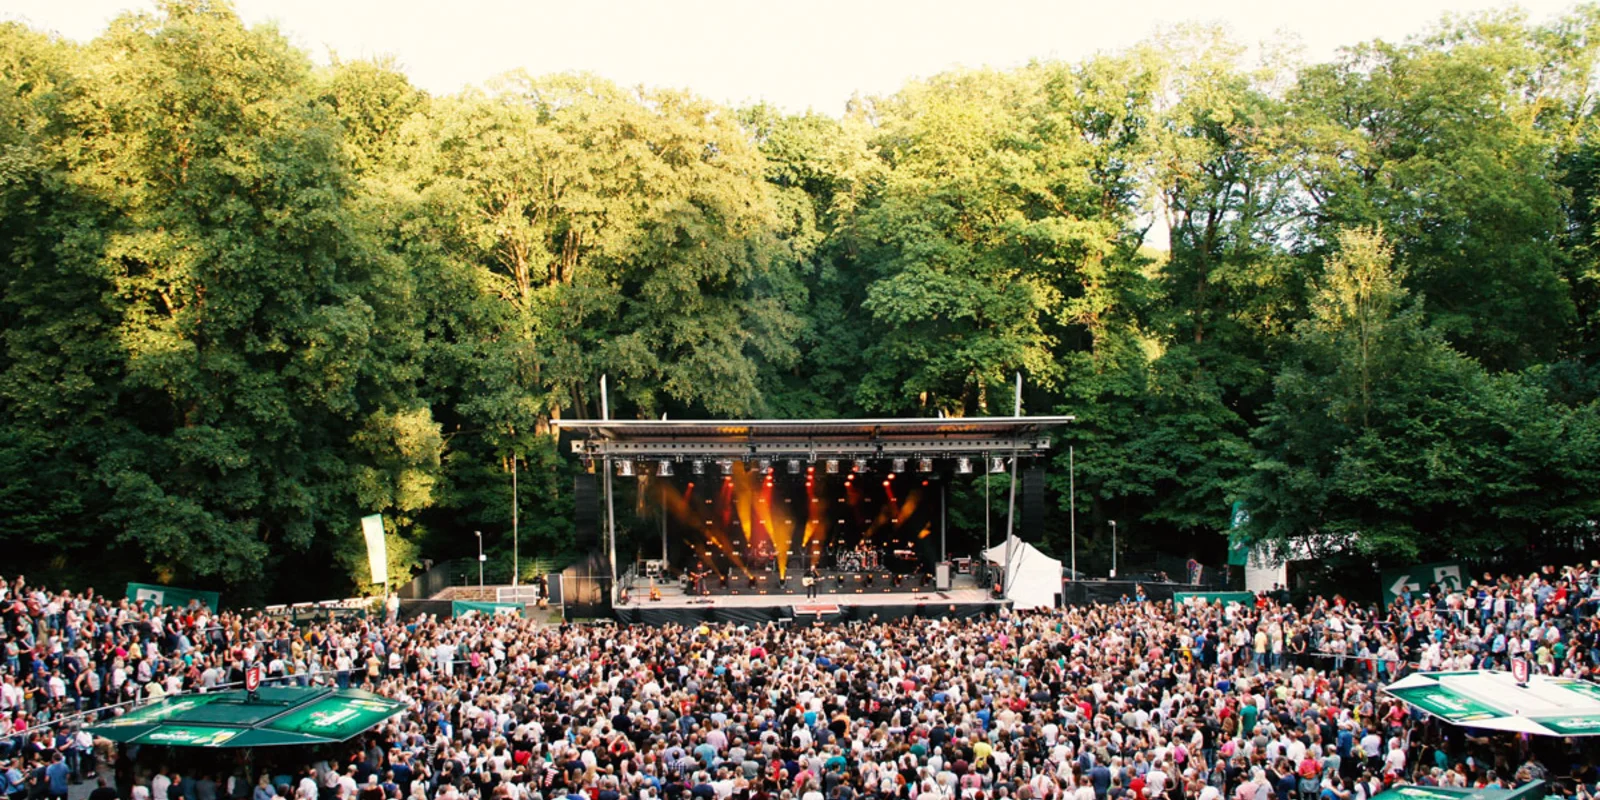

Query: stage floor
left=623, top=585, right=995, bottom=610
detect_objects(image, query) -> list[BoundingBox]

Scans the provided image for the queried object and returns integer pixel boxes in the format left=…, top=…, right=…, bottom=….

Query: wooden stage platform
left=611, top=575, right=1005, bottom=625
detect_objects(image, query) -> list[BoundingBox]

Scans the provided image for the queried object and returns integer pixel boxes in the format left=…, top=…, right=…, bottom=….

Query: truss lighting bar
left=571, top=437, right=1051, bottom=458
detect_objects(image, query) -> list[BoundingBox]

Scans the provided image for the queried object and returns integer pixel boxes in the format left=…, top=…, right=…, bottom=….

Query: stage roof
left=86, top=686, right=406, bottom=748
left=557, top=416, right=1073, bottom=458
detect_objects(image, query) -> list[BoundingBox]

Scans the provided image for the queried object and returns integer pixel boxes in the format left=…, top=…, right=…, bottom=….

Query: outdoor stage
left=554, top=413, right=1072, bottom=623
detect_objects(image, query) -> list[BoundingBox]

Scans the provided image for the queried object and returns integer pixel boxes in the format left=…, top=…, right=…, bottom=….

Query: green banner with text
left=451, top=600, right=526, bottom=618
left=126, top=582, right=220, bottom=613
left=264, top=694, right=405, bottom=740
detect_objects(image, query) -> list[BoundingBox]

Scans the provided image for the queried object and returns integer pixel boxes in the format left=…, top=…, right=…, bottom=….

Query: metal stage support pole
left=940, top=482, right=947, bottom=563
left=601, top=376, right=617, bottom=602
left=660, top=483, right=668, bottom=564
left=1069, top=445, right=1076, bottom=581
left=984, top=471, right=990, bottom=573
left=1003, top=373, right=1021, bottom=596
left=604, top=463, right=617, bottom=600
left=1003, top=447, right=1018, bottom=595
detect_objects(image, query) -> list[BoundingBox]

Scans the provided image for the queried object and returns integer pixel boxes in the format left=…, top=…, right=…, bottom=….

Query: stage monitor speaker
left=936, top=562, right=952, bottom=591
left=1021, top=466, right=1046, bottom=533
left=574, top=474, right=601, bottom=550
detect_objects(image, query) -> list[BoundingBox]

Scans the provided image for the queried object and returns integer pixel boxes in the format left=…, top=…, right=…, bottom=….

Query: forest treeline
left=3, top=1, right=1599, bottom=599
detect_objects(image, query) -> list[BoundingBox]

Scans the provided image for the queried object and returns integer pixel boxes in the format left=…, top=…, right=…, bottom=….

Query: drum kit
left=838, top=544, right=881, bottom=572
left=748, top=540, right=777, bottom=571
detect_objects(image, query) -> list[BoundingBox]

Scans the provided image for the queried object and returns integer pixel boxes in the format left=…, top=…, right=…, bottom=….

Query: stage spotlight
left=956, top=457, right=973, bottom=474
left=692, top=461, right=706, bottom=475
left=990, top=457, right=1007, bottom=474
left=717, top=459, right=734, bottom=474
left=825, top=459, right=840, bottom=474
left=658, top=460, right=673, bottom=477
left=917, top=457, right=934, bottom=473
left=616, top=460, right=635, bottom=477
left=787, top=459, right=801, bottom=475
left=892, top=458, right=907, bottom=473
left=758, top=458, right=772, bottom=473
left=852, top=458, right=867, bottom=473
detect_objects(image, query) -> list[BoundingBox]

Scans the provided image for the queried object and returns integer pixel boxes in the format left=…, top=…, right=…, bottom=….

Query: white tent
left=984, top=536, right=1063, bottom=610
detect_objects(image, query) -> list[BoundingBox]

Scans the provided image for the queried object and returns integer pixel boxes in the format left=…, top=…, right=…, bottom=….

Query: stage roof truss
left=556, top=416, right=1073, bottom=459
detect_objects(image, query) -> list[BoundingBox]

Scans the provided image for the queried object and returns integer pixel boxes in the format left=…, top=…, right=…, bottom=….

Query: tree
left=0, top=1, right=440, bottom=591
left=1242, top=228, right=1599, bottom=563
left=1287, top=13, right=1585, bottom=370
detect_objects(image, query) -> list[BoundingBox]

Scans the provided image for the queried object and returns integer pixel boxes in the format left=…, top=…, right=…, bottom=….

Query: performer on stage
left=804, top=565, right=820, bottom=599
left=691, top=559, right=710, bottom=596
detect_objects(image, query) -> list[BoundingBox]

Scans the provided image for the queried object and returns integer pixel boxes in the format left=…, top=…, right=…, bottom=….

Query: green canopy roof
left=1372, top=780, right=1545, bottom=800
left=1384, top=670, right=1600, bottom=736
left=87, top=686, right=407, bottom=748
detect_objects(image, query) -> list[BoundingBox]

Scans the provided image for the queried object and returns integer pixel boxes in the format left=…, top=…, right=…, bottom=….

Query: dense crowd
left=4, top=563, right=1600, bottom=800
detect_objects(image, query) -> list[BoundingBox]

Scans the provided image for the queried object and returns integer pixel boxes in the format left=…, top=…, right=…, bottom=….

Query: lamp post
left=512, top=455, right=519, bottom=586
left=1110, top=520, right=1117, bottom=579
left=475, top=530, right=484, bottom=588
left=1069, top=445, right=1076, bottom=581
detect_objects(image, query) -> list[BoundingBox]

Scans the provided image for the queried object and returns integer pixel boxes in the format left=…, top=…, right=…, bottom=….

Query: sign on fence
left=450, top=600, right=526, bottom=618
left=1380, top=562, right=1464, bottom=606
left=126, top=582, right=220, bottom=613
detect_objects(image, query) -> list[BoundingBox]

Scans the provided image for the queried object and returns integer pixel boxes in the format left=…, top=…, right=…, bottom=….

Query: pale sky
left=3, top=0, right=1582, bottom=114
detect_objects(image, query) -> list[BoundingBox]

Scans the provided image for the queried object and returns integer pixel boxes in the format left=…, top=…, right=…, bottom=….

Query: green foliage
left=2, top=2, right=1599, bottom=597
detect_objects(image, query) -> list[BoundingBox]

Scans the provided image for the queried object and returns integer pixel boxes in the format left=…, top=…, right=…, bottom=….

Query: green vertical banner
left=1227, top=501, right=1250, bottom=566
left=126, top=583, right=221, bottom=613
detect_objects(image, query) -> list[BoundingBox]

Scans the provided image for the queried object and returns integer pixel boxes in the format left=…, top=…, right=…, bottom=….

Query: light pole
left=475, top=530, right=484, bottom=588
left=1068, top=445, right=1076, bottom=581
left=1110, top=520, right=1117, bottom=579
left=511, top=455, right=519, bottom=586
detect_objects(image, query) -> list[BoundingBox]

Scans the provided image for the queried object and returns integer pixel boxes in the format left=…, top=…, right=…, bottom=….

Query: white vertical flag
left=361, top=514, right=388, bottom=584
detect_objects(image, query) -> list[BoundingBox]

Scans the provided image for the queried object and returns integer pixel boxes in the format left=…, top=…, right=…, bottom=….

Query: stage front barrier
left=614, top=600, right=1000, bottom=626
left=1173, top=590, right=1257, bottom=606
left=1061, top=580, right=1190, bottom=606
